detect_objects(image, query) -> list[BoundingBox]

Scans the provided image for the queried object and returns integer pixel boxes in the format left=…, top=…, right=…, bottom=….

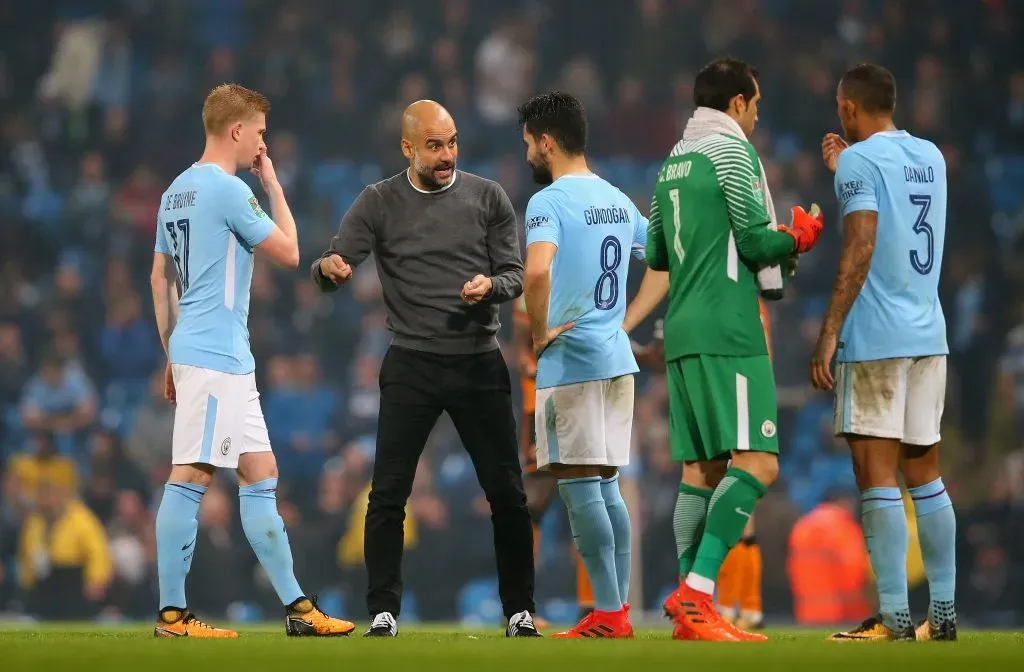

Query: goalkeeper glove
left=779, top=204, right=823, bottom=254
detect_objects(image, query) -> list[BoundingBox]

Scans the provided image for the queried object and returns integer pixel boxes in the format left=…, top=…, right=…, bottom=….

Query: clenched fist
left=461, top=274, right=492, bottom=304
left=319, top=254, right=353, bottom=286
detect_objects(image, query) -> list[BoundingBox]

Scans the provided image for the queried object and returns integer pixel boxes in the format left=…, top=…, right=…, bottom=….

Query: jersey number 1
left=668, top=188, right=684, bottom=263
left=165, top=218, right=191, bottom=291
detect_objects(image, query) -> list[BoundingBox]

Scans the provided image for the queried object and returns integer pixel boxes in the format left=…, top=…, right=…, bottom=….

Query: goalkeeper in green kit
left=649, top=58, right=824, bottom=642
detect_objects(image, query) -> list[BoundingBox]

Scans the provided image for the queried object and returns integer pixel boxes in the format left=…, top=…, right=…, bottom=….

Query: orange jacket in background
left=514, top=297, right=536, bottom=415
left=788, top=503, right=872, bottom=626
left=758, top=297, right=772, bottom=359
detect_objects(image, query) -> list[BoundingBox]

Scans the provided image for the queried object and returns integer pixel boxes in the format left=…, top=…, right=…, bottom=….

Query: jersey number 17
left=164, top=218, right=191, bottom=292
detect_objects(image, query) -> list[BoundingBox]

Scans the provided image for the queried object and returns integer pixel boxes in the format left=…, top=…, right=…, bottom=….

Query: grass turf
left=1, top=624, right=1021, bottom=671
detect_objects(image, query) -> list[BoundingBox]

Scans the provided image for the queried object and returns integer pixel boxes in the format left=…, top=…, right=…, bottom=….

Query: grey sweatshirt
left=311, top=170, right=524, bottom=354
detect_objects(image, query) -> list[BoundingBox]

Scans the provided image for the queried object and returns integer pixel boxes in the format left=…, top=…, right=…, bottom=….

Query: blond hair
left=202, top=83, right=270, bottom=135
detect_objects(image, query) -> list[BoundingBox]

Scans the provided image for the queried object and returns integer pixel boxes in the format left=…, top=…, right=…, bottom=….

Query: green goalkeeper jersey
left=646, top=132, right=794, bottom=361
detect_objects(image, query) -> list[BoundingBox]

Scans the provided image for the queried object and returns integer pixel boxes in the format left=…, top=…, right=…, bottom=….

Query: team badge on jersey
left=760, top=419, right=776, bottom=438
left=248, top=196, right=266, bottom=218
left=220, top=438, right=232, bottom=455
left=750, top=176, right=764, bottom=204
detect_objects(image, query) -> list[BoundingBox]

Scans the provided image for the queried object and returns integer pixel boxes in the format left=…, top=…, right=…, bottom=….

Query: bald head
left=401, top=100, right=454, bottom=139
left=401, top=99, right=459, bottom=191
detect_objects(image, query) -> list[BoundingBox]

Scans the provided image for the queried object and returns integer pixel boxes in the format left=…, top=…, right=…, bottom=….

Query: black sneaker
left=506, top=610, right=542, bottom=637
left=916, top=618, right=957, bottom=641
left=364, top=611, right=398, bottom=637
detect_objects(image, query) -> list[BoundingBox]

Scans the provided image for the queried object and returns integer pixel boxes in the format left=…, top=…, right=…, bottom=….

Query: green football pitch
left=1, top=624, right=1021, bottom=671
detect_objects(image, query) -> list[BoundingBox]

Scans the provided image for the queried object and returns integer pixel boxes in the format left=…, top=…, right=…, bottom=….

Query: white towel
left=680, top=107, right=783, bottom=296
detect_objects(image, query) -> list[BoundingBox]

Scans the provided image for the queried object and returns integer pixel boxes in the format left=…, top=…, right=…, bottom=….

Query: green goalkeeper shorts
left=666, top=354, right=779, bottom=462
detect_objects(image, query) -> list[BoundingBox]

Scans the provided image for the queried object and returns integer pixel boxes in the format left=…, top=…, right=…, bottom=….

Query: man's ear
left=400, top=138, right=413, bottom=160
left=540, top=133, right=554, bottom=155
left=730, top=93, right=747, bottom=118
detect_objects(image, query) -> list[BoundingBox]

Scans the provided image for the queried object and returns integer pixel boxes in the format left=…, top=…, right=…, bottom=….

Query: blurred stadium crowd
left=1, top=0, right=1023, bottom=625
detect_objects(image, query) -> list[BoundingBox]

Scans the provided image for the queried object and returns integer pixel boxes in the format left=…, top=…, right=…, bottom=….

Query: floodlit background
left=0, top=0, right=1022, bottom=626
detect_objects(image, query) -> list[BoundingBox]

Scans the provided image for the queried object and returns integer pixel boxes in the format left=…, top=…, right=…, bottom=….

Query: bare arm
left=513, top=306, right=536, bottom=379
left=257, top=181, right=300, bottom=268
left=246, top=150, right=300, bottom=268
left=150, top=252, right=179, bottom=356
left=524, top=242, right=557, bottom=347
left=821, top=211, right=878, bottom=337
left=622, top=268, right=669, bottom=334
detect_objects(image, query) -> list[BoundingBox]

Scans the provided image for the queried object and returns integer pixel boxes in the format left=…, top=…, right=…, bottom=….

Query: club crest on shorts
left=760, top=420, right=776, bottom=438
left=220, top=437, right=232, bottom=455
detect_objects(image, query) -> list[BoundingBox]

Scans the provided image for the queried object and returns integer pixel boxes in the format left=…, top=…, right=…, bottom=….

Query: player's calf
left=552, top=464, right=623, bottom=614
left=674, top=461, right=726, bottom=580
left=686, top=454, right=773, bottom=596
left=902, top=443, right=957, bottom=636
left=599, top=470, right=631, bottom=607
left=155, top=464, right=214, bottom=620
left=848, top=436, right=914, bottom=634
left=668, top=456, right=772, bottom=642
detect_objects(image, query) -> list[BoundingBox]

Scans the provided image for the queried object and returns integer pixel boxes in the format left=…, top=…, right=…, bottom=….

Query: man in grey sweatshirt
left=311, top=100, right=540, bottom=638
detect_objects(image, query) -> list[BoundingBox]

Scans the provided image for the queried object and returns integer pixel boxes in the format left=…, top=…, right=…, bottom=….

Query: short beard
left=413, top=154, right=455, bottom=191
left=529, top=158, right=553, bottom=185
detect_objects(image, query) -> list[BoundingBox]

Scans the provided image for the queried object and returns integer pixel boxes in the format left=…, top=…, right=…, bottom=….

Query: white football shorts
left=171, top=364, right=272, bottom=469
left=535, top=374, right=634, bottom=469
left=833, top=356, right=946, bottom=446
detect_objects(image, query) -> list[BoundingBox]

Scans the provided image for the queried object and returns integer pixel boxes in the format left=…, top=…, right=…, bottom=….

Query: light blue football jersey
left=525, top=173, right=647, bottom=388
left=154, top=163, right=276, bottom=374
left=833, top=130, right=948, bottom=362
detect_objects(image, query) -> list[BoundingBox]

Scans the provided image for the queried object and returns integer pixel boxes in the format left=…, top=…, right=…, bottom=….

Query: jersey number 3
left=909, top=194, right=933, bottom=275
left=594, top=235, right=622, bottom=310
left=165, top=218, right=191, bottom=291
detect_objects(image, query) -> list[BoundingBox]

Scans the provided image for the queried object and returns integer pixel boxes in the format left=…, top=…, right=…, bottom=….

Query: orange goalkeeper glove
left=779, top=204, right=823, bottom=254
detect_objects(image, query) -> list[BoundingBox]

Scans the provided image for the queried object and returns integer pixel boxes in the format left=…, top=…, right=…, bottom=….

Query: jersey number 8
left=594, top=235, right=621, bottom=310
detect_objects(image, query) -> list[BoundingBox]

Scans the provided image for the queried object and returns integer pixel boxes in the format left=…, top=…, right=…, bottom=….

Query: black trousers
left=364, top=345, right=535, bottom=619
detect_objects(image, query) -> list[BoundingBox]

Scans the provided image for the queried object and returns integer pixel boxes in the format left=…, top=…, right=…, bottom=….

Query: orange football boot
left=551, top=607, right=633, bottom=639
left=663, top=583, right=743, bottom=641
left=154, top=610, right=238, bottom=638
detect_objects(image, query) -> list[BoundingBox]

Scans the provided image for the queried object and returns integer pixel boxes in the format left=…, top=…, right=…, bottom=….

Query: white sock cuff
left=685, top=573, right=715, bottom=595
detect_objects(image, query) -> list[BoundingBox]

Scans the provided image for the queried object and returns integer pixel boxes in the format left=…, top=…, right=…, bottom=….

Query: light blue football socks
left=156, top=482, right=207, bottom=609
left=559, top=477, right=621, bottom=612
left=239, top=478, right=304, bottom=606
left=909, top=478, right=956, bottom=625
left=600, top=474, right=631, bottom=604
left=861, top=487, right=912, bottom=632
